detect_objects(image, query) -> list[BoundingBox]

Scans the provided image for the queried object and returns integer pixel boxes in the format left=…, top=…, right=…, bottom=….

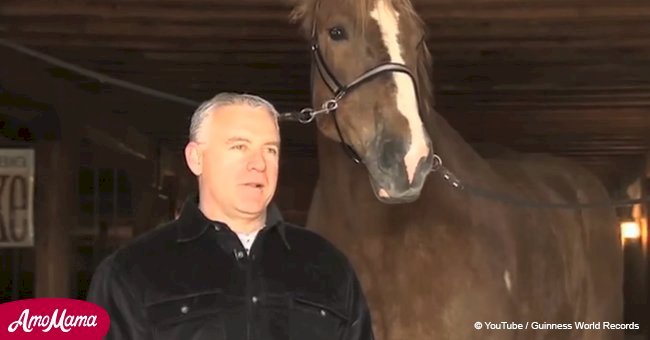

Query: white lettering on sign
left=0, top=156, right=27, bottom=168
left=0, top=149, right=34, bottom=248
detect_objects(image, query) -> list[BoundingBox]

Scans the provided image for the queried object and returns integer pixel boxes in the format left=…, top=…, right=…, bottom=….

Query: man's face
left=187, top=103, right=280, bottom=219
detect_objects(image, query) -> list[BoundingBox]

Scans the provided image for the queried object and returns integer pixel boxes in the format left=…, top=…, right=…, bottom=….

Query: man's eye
left=231, top=144, right=246, bottom=150
left=267, top=148, right=278, bottom=155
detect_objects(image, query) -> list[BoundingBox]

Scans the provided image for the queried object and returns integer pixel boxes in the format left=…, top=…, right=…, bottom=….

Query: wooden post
left=33, top=137, right=78, bottom=297
left=132, top=184, right=159, bottom=237
left=639, top=151, right=650, bottom=340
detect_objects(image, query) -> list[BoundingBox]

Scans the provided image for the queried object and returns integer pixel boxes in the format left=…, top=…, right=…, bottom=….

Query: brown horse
left=288, top=0, right=624, bottom=339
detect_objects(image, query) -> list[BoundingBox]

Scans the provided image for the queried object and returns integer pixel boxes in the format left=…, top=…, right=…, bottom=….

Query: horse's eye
left=328, top=26, right=347, bottom=41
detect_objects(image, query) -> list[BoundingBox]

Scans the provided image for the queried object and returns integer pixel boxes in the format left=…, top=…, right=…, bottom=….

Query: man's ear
left=185, top=141, right=203, bottom=176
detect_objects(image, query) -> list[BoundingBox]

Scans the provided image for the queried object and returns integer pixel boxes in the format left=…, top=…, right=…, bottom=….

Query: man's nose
left=247, top=150, right=267, bottom=171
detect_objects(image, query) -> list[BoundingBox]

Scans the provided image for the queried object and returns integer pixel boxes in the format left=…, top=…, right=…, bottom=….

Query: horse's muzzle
left=368, top=147, right=433, bottom=204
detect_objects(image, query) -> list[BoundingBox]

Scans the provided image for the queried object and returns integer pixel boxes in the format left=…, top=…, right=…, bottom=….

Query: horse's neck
left=314, top=130, right=378, bottom=205
left=314, top=130, right=359, bottom=187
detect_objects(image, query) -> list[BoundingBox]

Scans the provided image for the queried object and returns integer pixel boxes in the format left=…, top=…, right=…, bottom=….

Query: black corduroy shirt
left=87, top=194, right=375, bottom=340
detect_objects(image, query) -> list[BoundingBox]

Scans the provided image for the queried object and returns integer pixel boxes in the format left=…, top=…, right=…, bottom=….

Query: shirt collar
left=175, top=193, right=289, bottom=249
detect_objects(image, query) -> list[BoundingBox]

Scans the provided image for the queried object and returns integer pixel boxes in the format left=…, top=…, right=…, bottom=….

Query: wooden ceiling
left=1, top=0, right=650, bottom=189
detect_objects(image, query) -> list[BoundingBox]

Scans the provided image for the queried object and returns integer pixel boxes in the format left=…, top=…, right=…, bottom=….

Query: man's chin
left=234, top=202, right=268, bottom=218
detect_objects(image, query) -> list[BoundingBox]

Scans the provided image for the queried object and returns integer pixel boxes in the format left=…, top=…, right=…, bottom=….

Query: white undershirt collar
left=235, top=227, right=263, bottom=254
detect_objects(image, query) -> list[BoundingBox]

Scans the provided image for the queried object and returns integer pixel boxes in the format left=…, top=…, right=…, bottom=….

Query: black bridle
left=280, top=14, right=424, bottom=164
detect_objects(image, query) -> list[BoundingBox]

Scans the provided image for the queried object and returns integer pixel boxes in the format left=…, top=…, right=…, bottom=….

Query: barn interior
left=1, top=0, right=649, bottom=338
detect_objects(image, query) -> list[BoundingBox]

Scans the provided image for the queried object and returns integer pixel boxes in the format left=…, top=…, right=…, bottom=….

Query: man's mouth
left=243, top=182, right=264, bottom=189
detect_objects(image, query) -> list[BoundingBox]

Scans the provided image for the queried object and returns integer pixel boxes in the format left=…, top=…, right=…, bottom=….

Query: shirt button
left=251, top=296, right=258, bottom=303
left=320, top=310, right=327, bottom=317
left=180, top=305, right=189, bottom=314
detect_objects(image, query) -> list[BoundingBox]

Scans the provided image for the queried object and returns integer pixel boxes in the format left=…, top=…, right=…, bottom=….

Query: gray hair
left=189, top=92, right=280, bottom=142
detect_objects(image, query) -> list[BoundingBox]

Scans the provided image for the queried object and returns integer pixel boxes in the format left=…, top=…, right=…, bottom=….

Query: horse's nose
left=371, top=136, right=430, bottom=203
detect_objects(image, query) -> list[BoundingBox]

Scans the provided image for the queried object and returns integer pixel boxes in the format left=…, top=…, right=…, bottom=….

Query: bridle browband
left=280, top=4, right=425, bottom=164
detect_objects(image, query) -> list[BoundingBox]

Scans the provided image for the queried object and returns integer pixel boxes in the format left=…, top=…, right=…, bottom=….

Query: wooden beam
left=3, top=1, right=650, bottom=22
left=436, top=63, right=650, bottom=86
left=0, top=102, right=47, bottom=123
left=412, top=0, right=645, bottom=6
left=0, top=3, right=292, bottom=22
left=417, top=3, right=650, bottom=20
left=440, top=86, right=650, bottom=94
left=0, top=19, right=299, bottom=40
left=442, top=95, right=650, bottom=107
left=0, top=0, right=637, bottom=7
left=34, top=137, right=78, bottom=297
left=0, top=43, right=192, bottom=143
left=426, top=18, right=650, bottom=39
left=91, top=0, right=288, bottom=4
left=446, top=108, right=650, bottom=131
left=34, top=45, right=650, bottom=67
left=4, top=16, right=650, bottom=43
left=7, top=32, right=650, bottom=51
left=2, top=35, right=305, bottom=52
left=38, top=47, right=650, bottom=69
left=90, top=65, right=309, bottom=79
left=140, top=50, right=310, bottom=64
left=25, top=58, right=648, bottom=102
left=74, top=60, right=650, bottom=77
left=83, top=74, right=650, bottom=99
left=63, top=77, right=310, bottom=98
left=443, top=101, right=650, bottom=110
left=84, top=125, right=149, bottom=161
left=60, top=56, right=650, bottom=75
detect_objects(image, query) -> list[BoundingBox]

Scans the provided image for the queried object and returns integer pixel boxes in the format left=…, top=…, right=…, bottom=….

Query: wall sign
left=0, top=148, right=34, bottom=248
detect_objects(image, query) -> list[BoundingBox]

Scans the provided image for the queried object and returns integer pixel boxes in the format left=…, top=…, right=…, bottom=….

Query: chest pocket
left=146, top=291, right=228, bottom=340
left=290, top=295, right=349, bottom=340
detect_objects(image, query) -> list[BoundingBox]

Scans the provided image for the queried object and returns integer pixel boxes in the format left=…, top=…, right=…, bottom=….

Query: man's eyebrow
left=225, top=137, right=279, bottom=147
left=225, top=137, right=251, bottom=144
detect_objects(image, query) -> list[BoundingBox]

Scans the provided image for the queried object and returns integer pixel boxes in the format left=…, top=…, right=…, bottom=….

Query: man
left=87, top=92, right=375, bottom=340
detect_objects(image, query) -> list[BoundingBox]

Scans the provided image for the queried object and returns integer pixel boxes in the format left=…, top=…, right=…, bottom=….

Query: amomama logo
left=0, top=298, right=109, bottom=339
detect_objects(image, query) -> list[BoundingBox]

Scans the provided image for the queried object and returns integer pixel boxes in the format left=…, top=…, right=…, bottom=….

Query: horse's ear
left=282, top=0, right=311, bottom=15
left=282, top=0, right=315, bottom=7
left=285, top=0, right=316, bottom=39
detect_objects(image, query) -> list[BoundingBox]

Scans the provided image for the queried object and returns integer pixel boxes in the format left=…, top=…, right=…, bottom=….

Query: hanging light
left=621, top=220, right=641, bottom=241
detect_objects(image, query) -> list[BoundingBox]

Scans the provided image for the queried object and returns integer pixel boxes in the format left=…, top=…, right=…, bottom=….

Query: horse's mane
left=415, top=37, right=435, bottom=118
left=289, top=0, right=436, bottom=115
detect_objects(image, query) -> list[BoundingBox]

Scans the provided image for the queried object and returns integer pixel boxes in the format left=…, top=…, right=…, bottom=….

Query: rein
left=428, top=154, right=650, bottom=209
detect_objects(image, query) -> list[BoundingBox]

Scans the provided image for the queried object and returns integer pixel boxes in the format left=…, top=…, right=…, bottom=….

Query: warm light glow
left=621, top=221, right=641, bottom=240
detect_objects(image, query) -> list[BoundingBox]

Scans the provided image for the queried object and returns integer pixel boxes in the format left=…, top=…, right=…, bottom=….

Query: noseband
left=281, top=14, right=424, bottom=164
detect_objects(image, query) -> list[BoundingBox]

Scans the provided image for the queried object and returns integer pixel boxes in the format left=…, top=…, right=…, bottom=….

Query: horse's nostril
left=379, top=138, right=406, bottom=170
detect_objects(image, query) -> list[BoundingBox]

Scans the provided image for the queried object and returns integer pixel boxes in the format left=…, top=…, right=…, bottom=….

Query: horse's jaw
left=375, top=192, right=421, bottom=204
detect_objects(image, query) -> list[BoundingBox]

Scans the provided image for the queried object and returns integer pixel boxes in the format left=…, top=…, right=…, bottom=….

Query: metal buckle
left=298, top=108, right=315, bottom=123
left=430, top=154, right=442, bottom=172
left=289, top=99, right=339, bottom=124
left=323, top=99, right=338, bottom=112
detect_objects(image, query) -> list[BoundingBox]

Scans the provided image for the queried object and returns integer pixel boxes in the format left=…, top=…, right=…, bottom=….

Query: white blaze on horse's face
left=370, top=0, right=429, bottom=185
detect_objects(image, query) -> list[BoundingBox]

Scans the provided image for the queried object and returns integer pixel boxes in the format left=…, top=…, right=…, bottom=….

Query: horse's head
left=291, top=0, right=435, bottom=204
